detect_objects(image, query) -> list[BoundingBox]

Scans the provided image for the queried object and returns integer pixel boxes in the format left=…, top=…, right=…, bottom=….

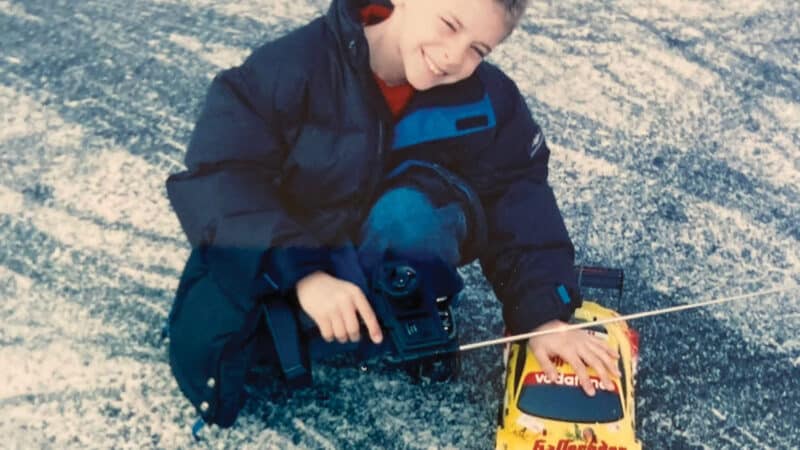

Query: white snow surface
left=1, top=0, right=798, bottom=449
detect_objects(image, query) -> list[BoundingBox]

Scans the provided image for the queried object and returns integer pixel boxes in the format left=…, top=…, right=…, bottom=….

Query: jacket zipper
left=370, top=119, right=386, bottom=199
left=376, top=120, right=385, bottom=161
left=356, top=120, right=386, bottom=228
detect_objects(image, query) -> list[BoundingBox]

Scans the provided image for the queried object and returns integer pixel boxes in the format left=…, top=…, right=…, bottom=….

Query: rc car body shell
left=496, top=301, right=642, bottom=450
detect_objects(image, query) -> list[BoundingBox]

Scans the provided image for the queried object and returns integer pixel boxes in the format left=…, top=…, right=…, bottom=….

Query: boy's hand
left=296, top=271, right=383, bottom=345
left=527, top=320, right=621, bottom=397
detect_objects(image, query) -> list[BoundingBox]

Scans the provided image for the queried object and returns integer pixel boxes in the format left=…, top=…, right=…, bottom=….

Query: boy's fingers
left=533, top=346, right=558, bottom=381
left=353, top=290, right=383, bottom=344
left=597, top=338, right=620, bottom=359
left=341, top=306, right=361, bottom=342
left=330, top=313, right=348, bottom=343
left=318, top=318, right=334, bottom=343
left=587, top=341, right=622, bottom=378
left=580, top=349, right=613, bottom=392
left=563, top=353, right=595, bottom=397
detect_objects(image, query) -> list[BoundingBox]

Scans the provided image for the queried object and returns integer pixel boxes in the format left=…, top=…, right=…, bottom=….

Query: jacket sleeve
left=166, top=45, right=329, bottom=301
left=477, top=79, right=582, bottom=335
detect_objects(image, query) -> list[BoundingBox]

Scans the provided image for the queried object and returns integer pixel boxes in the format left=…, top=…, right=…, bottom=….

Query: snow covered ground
left=1, top=0, right=798, bottom=448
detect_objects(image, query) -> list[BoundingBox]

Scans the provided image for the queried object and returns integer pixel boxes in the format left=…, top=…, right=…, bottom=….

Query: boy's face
left=391, top=0, right=510, bottom=90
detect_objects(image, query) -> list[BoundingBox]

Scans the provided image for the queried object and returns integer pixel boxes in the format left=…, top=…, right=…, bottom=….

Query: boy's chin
left=407, top=67, right=473, bottom=90
left=406, top=70, right=447, bottom=91
left=407, top=79, right=434, bottom=91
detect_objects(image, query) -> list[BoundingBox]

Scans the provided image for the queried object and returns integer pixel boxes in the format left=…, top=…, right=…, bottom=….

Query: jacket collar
left=325, top=0, right=394, bottom=120
left=325, top=0, right=392, bottom=65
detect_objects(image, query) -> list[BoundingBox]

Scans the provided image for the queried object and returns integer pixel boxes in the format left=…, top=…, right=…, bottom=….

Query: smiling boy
left=166, top=0, right=620, bottom=428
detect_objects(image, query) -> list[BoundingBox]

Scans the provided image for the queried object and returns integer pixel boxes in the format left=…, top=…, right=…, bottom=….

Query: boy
left=166, top=0, right=620, bottom=428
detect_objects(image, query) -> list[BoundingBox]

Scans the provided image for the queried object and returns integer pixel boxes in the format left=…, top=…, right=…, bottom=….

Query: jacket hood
left=325, top=0, right=392, bottom=67
left=324, top=0, right=396, bottom=120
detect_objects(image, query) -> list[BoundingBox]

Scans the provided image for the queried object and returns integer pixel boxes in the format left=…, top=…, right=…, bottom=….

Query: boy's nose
left=441, top=48, right=463, bottom=71
left=442, top=38, right=471, bottom=68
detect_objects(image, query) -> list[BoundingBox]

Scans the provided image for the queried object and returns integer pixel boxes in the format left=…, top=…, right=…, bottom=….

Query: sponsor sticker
left=532, top=439, right=628, bottom=450
left=523, top=371, right=618, bottom=393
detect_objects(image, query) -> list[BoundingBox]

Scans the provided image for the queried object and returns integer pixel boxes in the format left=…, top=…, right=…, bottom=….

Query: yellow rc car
left=495, top=300, right=642, bottom=450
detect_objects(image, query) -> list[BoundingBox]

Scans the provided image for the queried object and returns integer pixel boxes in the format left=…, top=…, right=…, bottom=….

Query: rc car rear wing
left=575, top=265, right=624, bottom=310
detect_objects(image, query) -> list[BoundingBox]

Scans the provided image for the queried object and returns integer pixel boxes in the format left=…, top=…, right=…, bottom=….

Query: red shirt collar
left=359, top=4, right=416, bottom=120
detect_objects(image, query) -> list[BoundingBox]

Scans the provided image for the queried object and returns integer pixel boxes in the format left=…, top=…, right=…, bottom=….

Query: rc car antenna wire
left=459, top=284, right=796, bottom=352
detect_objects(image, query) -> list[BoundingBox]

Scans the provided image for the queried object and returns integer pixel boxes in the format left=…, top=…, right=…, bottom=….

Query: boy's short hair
left=497, top=0, right=530, bottom=30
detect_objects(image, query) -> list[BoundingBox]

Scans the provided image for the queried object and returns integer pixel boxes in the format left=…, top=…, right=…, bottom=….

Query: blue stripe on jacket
left=392, top=93, right=496, bottom=150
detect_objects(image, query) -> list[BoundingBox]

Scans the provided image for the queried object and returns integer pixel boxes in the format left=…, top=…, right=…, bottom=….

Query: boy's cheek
left=460, top=61, right=481, bottom=78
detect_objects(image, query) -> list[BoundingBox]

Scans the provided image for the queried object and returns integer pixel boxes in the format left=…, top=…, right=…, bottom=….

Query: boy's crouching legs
left=167, top=247, right=267, bottom=428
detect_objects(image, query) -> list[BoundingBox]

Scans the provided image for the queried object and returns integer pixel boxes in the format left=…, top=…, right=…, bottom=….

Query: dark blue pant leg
left=357, top=186, right=468, bottom=285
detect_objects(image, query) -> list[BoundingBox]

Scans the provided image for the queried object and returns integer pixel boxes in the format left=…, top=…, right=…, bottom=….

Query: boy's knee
left=360, top=187, right=465, bottom=267
left=375, top=161, right=487, bottom=265
left=367, top=187, right=435, bottom=224
left=364, top=187, right=438, bottom=243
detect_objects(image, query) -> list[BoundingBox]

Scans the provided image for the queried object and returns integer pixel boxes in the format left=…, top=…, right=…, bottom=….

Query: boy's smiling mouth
left=422, top=49, right=446, bottom=77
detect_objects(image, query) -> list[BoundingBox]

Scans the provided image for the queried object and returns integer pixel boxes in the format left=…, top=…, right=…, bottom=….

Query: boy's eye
left=472, top=46, right=486, bottom=58
left=441, top=18, right=457, bottom=32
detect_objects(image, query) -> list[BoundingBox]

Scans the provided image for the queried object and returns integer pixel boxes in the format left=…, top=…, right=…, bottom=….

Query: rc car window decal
left=517, top=381, right=624, bottom=423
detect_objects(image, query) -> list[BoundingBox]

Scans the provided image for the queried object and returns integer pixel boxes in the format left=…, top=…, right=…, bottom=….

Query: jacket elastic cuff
left=261, top=246, right=332, bottom=294
left=503, top=284, right=582, bottom=335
